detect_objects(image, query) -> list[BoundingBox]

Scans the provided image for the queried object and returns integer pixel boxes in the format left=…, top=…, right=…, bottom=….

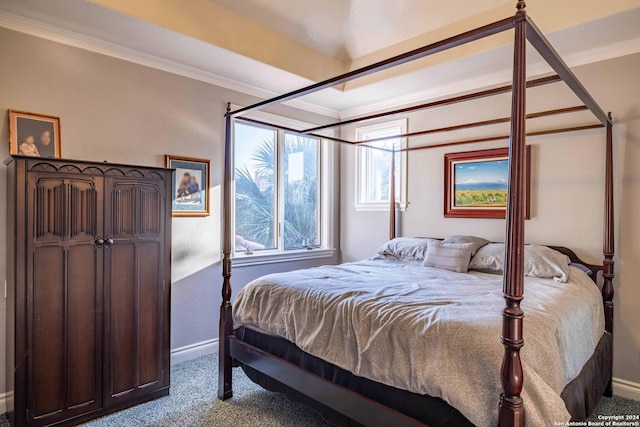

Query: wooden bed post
left=499, top=3, right=527, bottom=426
left=218, top=103, right=234, bottom=400
left=603, top=113, right=615, bottom=334
left=389, top=148, right=396, bottom=240
left=603, top=113, right=615, bottom=396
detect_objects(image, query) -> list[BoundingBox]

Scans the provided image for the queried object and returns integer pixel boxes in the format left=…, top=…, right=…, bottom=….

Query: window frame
left=354, top=119, right=408, bottom=211
left=230, top=107, right=336, bottom=266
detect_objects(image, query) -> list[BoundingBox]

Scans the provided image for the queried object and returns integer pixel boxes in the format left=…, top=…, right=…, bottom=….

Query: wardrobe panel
left=109, top=184, right=137, bottom=239
left=139, top=185, right=162, bottom=238
left=138, top=242, right=162, bottom=387
left=68, top=180, right=99, bottom=241
left=33, top=180, right=66, bottom=243
left=67, top=244, right=102, bottom=409
left=108, top=243, right=137, bottom=397
left=31, top=246, right=65, bottom=419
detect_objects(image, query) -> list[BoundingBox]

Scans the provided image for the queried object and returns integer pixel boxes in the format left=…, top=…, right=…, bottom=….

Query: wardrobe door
left=103, top=175, right=167, bottom=405
left=26, top=172, right=104, bottom=426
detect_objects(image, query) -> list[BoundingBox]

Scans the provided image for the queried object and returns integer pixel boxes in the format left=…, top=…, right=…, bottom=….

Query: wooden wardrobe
left=5, top=156, right=172, bottom=427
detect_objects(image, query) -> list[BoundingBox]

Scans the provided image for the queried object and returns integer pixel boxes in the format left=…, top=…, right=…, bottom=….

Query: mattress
left=234, top=257, right=605, bottom=427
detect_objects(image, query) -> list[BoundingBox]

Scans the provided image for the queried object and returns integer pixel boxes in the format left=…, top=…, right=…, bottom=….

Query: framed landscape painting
left=165, top=155, right=210, bottom=217
left=8, top=110, right=62, bottom=158
left=444, top=146, right=531, bottom=219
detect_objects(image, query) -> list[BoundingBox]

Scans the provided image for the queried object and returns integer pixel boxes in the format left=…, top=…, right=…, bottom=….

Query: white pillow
left=469, top=243, right=571, bottom=282
left=422, top=242, right=474, bottom=273
left=375, top=237, right=437, bottom=261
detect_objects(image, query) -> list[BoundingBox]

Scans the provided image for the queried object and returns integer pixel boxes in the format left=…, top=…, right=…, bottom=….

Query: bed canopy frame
left=218, top=2, right=615, bottom=426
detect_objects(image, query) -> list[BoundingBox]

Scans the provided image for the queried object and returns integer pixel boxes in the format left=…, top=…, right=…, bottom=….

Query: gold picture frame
left=165, top=155, right=210, bottom=217
left=9, top=110, right=62, bottom=158
left=444, top=146, right=531, bottom=219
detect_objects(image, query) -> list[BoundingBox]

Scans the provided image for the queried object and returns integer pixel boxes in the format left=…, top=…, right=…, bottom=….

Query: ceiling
left=206, top=0, right=511, bottom=61
left=0, top=0, right=639, bottom=118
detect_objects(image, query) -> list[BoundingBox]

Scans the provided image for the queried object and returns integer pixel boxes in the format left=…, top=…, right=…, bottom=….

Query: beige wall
left=0, top=27, right=338, bottom=395
left=341, top=53, right=640, bottom=385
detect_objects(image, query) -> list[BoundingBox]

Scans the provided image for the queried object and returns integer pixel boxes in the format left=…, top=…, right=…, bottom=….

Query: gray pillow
left=443, top=235, right=490, bottom=256
left=422, top=242, right=474, bottom=273
left=375, top=237, right=438, bottom=261
left=570, top=262, right=593, bottom=276
left=469, top=243, right=572, bottom=282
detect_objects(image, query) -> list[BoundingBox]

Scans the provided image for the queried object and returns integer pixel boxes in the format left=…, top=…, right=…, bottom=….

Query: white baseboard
left=170, top=338, right=218, bottom=365
left=613, top=377, right=640, bottom=401
left=0, top=391, right=13, bottom=416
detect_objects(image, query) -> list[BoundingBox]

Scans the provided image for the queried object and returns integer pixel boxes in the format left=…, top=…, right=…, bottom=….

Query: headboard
left=547, top=246, right=603, bottom=284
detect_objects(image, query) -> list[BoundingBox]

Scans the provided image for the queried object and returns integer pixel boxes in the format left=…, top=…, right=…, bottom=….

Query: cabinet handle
left=95, top=237, right=104, bottom=247
left=104, top=237, right=114, bottom=248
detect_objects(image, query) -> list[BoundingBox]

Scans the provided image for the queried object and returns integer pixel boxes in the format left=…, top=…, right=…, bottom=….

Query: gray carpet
left=1, top=354, right=638, bottom=426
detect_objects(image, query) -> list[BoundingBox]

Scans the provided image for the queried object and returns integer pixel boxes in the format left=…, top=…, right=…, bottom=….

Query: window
left=232, top=111, right=334, bottom=263
left=234, top=123, right=278, bottom=250
left=355, top=119, right=408, bottom=211
left=283, top=133, right=320, bottom=249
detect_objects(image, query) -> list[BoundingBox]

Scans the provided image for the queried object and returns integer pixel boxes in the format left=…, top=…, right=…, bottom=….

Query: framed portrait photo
left=165, top=155, right=210, bottom=217
left=444, top=146, right=531, bottom=219
left=9, top=110, right=62, bottom=158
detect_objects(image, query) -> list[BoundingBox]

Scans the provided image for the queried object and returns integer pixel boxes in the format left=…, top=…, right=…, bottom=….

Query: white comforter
left=233, top=257, right=604, bottom=427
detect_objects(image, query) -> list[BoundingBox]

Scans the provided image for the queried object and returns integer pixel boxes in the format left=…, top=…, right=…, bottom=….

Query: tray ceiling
left=0, top=0, right=638, bottom=117
left=207, top=0, right=511, bottom=61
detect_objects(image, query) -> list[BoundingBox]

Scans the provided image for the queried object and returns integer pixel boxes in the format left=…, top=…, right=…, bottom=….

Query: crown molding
left=0, top=10, right=340, bottom=119
left=339, top=68, right=518, bottom=120
left=339, top=35, right=640, bottom=119
left=229, top=104, right=335, bottom=137
left=560, top=35, right=640, bottom=71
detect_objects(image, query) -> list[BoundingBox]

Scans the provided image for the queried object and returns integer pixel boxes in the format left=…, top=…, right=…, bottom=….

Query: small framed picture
left=444, top=146, right=531, bottom=219
left=165, top=155, right=210, bottom=217
left=9, top=110, right=62, bottom=158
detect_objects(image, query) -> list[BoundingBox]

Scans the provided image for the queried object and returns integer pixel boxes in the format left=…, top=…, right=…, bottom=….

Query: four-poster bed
left=218, top=2, right=615, bottom=426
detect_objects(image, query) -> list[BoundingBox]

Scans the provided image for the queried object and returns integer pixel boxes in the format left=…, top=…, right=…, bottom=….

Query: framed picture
left=8, top=110, right=62, bottom=158
left=444, top=146, right=531, bottom=219
left=165, top=155, right=210, bottom=217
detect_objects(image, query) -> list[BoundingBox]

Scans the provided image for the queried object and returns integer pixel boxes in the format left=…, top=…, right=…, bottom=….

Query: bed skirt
left=561, top=331, right=612, bottom=420
left=235, top=327, right=611, bottom=426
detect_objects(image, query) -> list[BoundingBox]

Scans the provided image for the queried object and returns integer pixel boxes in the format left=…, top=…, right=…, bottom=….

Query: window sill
left=231, top=248, right=336, bottom=267
left=354, top=202, right=408, bottom=212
